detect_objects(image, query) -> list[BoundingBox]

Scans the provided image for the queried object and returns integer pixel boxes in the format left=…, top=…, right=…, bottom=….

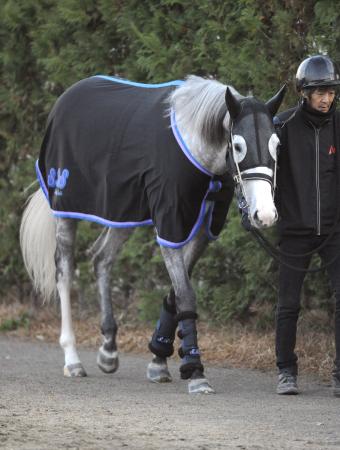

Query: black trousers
left=276, top=233, right=340, bottom=374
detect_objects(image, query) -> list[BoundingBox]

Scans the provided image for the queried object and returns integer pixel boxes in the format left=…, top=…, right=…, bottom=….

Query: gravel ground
left=1, top=336, right=340, bottom=450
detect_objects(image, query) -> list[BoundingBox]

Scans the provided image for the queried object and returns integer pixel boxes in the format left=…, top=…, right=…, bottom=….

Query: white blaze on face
left=242, top=167, right=277, bottom=228
left=233, top=132, right=279, bottom=228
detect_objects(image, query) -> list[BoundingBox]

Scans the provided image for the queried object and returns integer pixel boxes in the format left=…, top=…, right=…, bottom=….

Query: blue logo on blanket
left=47, top=168, right=69, bottom=196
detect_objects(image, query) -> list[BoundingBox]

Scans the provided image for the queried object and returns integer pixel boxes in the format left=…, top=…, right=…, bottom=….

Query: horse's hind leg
left=55, top=218, right=86, bottom=377
left=91, top=227, right=133, bottom=374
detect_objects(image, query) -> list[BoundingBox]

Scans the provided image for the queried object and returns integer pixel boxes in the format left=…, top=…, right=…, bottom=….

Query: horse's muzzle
left=252, top=208, right=278, bottom=228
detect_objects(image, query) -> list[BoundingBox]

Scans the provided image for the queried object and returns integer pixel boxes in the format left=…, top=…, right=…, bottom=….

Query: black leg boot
left=149, top=297, right=177, bottom=358
left=177, top=312, right=204, bottom=380
left=177, top=312, right=214, bottom=394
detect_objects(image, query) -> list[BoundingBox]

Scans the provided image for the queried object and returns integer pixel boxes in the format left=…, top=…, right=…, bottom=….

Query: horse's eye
left=232, top=135, right=247, bottom=163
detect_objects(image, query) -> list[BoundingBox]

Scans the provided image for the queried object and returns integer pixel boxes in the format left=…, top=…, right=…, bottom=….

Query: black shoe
left=332, top=373, right=340, bottom=397
left=276, top=369, right=298, bottom=395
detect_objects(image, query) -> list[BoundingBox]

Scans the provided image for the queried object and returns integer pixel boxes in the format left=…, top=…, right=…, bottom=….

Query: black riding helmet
left=296, top=55, right=340, bottom=92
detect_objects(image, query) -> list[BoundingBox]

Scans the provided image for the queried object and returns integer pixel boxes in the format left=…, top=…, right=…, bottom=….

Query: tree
left=0, top=0, right=338, bottom=323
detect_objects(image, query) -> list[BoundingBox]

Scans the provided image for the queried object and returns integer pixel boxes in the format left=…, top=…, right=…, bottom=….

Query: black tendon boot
left=149, top=297, right=177, bottom=358
left=177, top=312, right=204, bottom=380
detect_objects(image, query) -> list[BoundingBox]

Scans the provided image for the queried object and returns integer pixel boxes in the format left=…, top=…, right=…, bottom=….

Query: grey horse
left=20, top=74, right=285, bottom=394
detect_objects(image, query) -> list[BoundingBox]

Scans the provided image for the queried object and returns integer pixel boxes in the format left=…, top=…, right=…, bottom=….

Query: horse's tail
left=20, top=188, right=57, bottom=301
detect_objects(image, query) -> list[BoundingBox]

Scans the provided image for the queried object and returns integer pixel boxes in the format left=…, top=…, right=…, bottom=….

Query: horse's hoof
left=188, top=378, right=215, bottom=394
left=64, top=363, right=87, bottom=377
left=147, top=360, right=172, bottom=383
left=97, top=346, right=119, bottom=374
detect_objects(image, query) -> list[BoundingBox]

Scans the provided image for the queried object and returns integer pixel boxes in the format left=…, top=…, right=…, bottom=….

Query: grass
left=0, top=312, right=30, bottom=332
left=0, top=301, right=335, bottom=380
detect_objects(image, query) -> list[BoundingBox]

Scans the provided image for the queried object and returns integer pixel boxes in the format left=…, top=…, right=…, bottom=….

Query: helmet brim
left=302, top=79, right=340, bottom=89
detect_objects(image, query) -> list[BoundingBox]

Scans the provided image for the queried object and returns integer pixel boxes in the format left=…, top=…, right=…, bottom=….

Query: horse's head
left=225, top=85, right=286, bottom=229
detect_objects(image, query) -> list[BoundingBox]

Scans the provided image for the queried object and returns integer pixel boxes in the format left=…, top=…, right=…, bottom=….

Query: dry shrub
left=0, top=302, right=335, bottom=379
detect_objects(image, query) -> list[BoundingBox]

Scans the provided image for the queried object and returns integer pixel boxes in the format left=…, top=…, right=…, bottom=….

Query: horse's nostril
left=253, top=209, right=277, bottom=228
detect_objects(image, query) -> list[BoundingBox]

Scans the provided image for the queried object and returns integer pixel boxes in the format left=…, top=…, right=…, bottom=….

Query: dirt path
left=1, top=336, right=340, bottom=450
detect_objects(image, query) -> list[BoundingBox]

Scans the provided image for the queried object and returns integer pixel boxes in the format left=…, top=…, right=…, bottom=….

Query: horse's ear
left=225, top=87, right=241, bottom=119
left=266, top=84, right=287, bottom=116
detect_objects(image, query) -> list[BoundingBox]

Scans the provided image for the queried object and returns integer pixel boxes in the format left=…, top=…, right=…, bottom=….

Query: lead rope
left=236, top=183, right=340, bottom=272
left=250, top=228, right=340, bottom=273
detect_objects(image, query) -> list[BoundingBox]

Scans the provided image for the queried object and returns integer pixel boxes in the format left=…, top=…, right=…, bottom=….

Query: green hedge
left=0, top=0, right=338, bottom=323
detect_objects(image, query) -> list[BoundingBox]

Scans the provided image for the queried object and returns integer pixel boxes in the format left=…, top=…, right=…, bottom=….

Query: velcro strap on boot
left=148, top=340, right=174, bottom=358
left=178, top=346, right=200, bottom=359
left=175, top=311, right=198, bottom=322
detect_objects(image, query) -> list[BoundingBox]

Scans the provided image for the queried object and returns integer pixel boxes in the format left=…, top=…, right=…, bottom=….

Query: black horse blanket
left=37, top=75, right=234, bottom=247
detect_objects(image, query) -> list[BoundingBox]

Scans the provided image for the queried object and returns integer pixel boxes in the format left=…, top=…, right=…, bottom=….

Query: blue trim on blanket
left=35, top=160, right=49, bottom=200
left=156, top=188, right=212, bottom=248
left=51, top=211, right=153, bottom=228
left=170, top=109, right=214, bottom=178
left=93, top=75, right=184, bottom=89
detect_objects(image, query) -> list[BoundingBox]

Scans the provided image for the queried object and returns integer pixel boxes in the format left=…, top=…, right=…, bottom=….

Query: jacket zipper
left=315, top=127, right=321, bottom=235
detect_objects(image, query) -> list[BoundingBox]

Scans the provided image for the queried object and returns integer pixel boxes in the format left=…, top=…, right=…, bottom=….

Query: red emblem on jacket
left=328, top=145, right=336, bottom=155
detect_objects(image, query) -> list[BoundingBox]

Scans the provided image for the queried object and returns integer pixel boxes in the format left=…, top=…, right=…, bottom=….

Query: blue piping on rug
left=170, top=109, right=214, bottom=178
left=93, top=75, right=184, bottom=89
left=156, top=188, right=212, bottom=248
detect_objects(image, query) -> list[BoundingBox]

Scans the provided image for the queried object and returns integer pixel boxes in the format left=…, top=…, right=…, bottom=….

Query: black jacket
left=275, top=103, right=340, bottom=236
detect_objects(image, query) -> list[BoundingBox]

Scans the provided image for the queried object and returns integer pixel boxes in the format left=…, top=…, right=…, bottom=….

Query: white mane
left=169, top=75, right=242, bottom=149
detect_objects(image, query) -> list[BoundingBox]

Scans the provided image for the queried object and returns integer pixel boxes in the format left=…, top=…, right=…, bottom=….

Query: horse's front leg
left=55, top=218, right=86, bottom=377
left=147, top=289, right=177, bottom=383
left=91, top=227, right=133, bottom=374
left=159, top=244, right=214, bottom=394
left=148, top=228, right=210, bottom=386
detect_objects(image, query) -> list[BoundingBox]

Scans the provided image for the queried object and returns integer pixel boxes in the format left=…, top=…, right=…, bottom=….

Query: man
left=274, top=55, right=340, bottom=395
